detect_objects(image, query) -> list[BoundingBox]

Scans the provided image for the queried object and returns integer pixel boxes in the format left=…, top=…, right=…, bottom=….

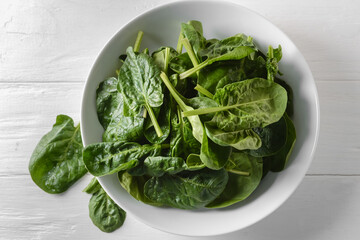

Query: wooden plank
left=0, top=81, right=358, bottom=175
left=0, top=175, right=359, bottom=239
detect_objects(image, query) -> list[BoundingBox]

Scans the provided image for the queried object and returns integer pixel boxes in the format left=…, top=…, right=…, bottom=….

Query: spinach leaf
left=96, top=77, right=119, bottom=129
left=184, top=78, right=288, bottom=132
left=118, top=46, right=164, bottom=137
left=181, top=21, right=206, bottom=62
left=275, top=77, right=294, bottom=117
left=205, top=122, right=261, bottom=150
left=185, top=154, right=205, bottom=170
left=29, top=115, right=86, bottom=194
left=144, top=156, right=186, bottom=177
left=144, top=168, right=228, bottom=209
left=207, top=150, right=263, bottom=208
left=83, top=142, right=162, bottom=177
left=265, top=114, right=296, bottom=172
left=169, top=52, right=194, bottom=74
left=200, top=125, right=232, bottom=170
left=118, top=171, right=161, bottom=206
left=84, top=178, right=126, bottom=232
left=197, top=56, right=267, bottom=96
left=247, top=116, right=287, bottom=157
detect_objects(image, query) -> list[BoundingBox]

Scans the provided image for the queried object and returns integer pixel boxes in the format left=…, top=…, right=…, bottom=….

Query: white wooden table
left=1, top=0, right=359, bottom=239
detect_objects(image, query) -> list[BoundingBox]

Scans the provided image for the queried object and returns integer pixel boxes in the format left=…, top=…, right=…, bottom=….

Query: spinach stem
left=142, top=48, right=149, bottom=55
left=133, top=31, right=144, bottom=52
left=145, top=103, right=163, bottom=137
left=176, top=33, right=183, bottom=54
left=182, top=103, right=251, bottom=117
left=181, top=38, right=199, bottom=67
left=164, top=47, right=170, bottom=74
left=179, top=60, right=209, bottom=79
left=160, top=72, right=188, bottom=112
left=228, top=169, right=250, bottom=176
left=194, top=84, right=214, bottom=99
left=268, top=45, right=274, bottom=59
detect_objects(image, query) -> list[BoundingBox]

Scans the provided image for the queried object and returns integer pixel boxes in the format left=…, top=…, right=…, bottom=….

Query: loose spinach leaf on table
left=29, top=115, right=86, bottom=194
left=84, top=178, right=126, bottom=233
left=207, top=150, right=263, bottom=208
left=144, top=168, right=228, bottom=209
left=83, top=142, right=162, bottom=177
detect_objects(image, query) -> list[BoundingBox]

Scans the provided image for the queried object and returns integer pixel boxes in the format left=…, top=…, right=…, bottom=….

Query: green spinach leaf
left=205, top=122, right=261, bottom=150
left=265, top=114, right=296, bottom=172
left=247, top=116, right=287, bottom=157
left=144, top=156, right=186, bottom=177
left=118, top=46, right=164, bottom=137
left=83, top=142, right=162, bottom=177
left=207, top=150, right=263, bottom=208
left=144, top=168, right=228, bottom=209
left=29, top=115, right=86, bottom=194
left=84, top=178, right=126, bottom=232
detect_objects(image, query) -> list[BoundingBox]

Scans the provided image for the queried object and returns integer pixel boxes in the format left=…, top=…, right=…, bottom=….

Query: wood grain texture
left=1, top=0, right=360, bottom=239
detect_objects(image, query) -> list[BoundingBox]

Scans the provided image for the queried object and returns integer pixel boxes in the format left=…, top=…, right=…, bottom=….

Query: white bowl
left=81, top=0, right=319, bottom=236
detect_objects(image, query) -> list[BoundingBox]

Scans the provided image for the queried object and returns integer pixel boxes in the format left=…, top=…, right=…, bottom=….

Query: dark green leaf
left=144, top=168, right=228, bottom=209
left=144, top=156, right=186, bottom=177
left=29, top=115, right=86, bottom=194
left=265, top=114, right=296, bottom=172
left=89, top=187, right=126, bottom=232
left=200, top=126, right=232, bottom=170
left=207, top=150, right=263, bottom=208
left=205, top=122, right=261, bottom=150
left=83, top=142, right=162, bottom=176
left=185, top=154, right=205, bottom=170
left=247, top=116, right=287, bottom=157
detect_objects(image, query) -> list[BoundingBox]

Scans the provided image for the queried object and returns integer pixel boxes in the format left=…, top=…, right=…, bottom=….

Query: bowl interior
left=81, top=0, right=319, bottom=236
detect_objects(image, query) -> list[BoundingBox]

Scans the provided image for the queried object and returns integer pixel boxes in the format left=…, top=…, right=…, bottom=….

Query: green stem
left=268, top=45, right=274, bottom=58
left=179, top=60, right=209, bottom=79
left=181, top=38, right=199, bottom=67
left=134, top=31, right=144, bottom=52
left=176, top=33, right=183, bottom=54
left=182, top=104, right=241, bottom=117
left=145, top=103, right=163, bottom=137
left=194, top=84, right=214, bottom=99
left=164, top=47, right=170, bottom=74
left=142, top=48, right=149, bottom=55
left=160, top=72, right=188, bottom=112
left=228, top=169, right=250, bottom=176
left=161, top=143, right=171, bottom=149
